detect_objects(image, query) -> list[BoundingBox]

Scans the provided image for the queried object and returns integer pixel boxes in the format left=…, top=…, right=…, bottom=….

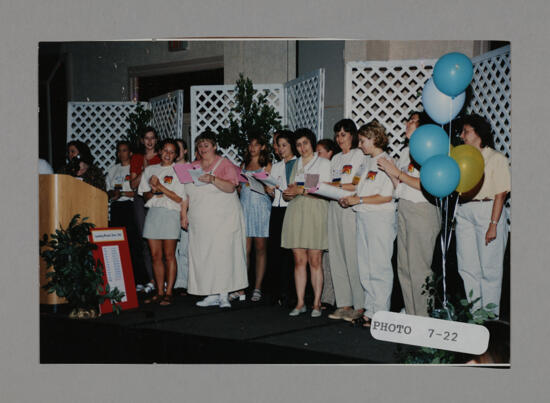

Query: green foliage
left=40, top=214, right=124, bottom=314
left=216, top=74, right=282, bottom=162
left=396, top=274, right=497, bottom=364
left=124, top=103, right=153, bottom=153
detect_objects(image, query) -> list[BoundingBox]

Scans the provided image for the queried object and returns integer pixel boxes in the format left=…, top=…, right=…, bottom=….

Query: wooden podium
left=39, top=174, right=108, bottom=305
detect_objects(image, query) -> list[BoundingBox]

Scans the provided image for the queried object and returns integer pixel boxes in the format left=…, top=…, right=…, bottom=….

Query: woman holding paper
left=339, top=121, right=396, bottom=328
left=231, top=136, right=273, bottom=302
left=183, top=131, right=248, bottom=309
left=138, top=139, right=187, bottom=307
left=377, top=111, right=440, bottom=317
left=326, top=119, right=367, bottom=323
left=265, top=130, right=297, bottom=306
left=281, top=128, right=331, bottom=317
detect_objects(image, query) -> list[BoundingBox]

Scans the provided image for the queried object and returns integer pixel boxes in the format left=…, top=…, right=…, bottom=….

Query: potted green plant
left=40, top=214, right=125, bottom=319
left=216, top=74, right=282, bottom=162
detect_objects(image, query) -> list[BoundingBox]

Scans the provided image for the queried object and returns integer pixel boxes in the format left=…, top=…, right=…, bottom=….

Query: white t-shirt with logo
left=106, top=163, right=134, bottom=202
left=138, top=164, right=186, bottom=211
left=353, top=151, right=396, bottom=212
left=330, top=148, right=367, bottom=185
left=395, top=146, right=429, bottom=203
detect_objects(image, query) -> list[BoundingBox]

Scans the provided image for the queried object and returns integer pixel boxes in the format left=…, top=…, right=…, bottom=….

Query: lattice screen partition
left=66, top=102, right=147, bottom=173
left=468, top=45, right=511, bottom=225
left=345, top=59, right=436, bottom=158
left=190, top=84, right=284, bottom=164
left=285, top=69, right=325, bottom=139
left=150, top=90, right=184, bottom=140
left=468, top=46, right=511, bottom=160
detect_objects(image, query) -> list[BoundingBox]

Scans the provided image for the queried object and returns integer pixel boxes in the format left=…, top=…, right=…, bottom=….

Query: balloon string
left=440, top=195, right=448, bottom=310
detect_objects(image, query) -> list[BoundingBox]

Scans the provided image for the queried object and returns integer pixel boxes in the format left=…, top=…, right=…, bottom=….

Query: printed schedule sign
left=90, top=228, right=138, bottom=314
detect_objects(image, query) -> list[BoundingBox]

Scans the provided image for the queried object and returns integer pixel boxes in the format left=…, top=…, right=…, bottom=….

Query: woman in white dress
left=182, top=131, right=248, bottom=309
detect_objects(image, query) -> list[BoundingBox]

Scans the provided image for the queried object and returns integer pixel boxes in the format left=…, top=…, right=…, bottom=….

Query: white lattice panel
left=285, top=69, right=325, bottom=139
left=345, top=59, right=436, bottom=158
left=468, top=46, right=511, bottom=160
left=67, top=102, right=147, bottom=173
left=468, top=45, right=511, bottom=226
left=150, top=90, right=184, bottom=140
left=190, top=84, right=284, bottom=164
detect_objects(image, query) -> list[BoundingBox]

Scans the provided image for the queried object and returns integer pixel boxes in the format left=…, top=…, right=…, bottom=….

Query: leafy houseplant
left=216, top=74, right=282, bottom=163
left=124, top=102, right=153, bottom=153
left=40, top=214, right=124, bottom=319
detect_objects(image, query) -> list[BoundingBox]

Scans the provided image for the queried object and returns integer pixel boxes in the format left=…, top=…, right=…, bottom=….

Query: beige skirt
left=281, top=195, right=329, bottom=250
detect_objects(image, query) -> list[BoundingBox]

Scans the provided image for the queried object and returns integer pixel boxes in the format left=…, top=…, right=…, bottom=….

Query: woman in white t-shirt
left=138, top=139, right=187, bottom=307
left=377, top=111, right=440, bottom=317
left=339, top=121, right=397, bottom=328
left=326, top=119, right=367, bottom=322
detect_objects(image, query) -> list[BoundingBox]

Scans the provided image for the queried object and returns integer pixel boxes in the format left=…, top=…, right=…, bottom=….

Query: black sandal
left=351, top=316, right=371, bottom=328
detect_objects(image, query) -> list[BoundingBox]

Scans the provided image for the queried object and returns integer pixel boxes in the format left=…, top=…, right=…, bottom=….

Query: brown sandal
left=159, top=294, right=174, bottom=307
left=144, top=294, right=164, bottom=304
left=351, top=316, right=372, bottom=328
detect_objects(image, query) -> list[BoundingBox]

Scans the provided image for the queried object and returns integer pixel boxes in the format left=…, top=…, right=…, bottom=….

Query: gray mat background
left=1, top=0, right=548, bottom=401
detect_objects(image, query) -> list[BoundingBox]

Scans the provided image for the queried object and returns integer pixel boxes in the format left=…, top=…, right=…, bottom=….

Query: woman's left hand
left=485, top=224, right=497, bottom=245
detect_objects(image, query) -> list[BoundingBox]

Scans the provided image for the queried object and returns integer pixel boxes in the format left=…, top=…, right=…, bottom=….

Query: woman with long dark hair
left=231, top=135, right=272, bottom=302
left=129, top=127, right=161, bottom=294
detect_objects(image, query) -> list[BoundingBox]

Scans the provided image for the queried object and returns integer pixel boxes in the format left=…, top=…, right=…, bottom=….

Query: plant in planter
left=124, top=102, right=153, bottom=153
left=216, top=74, right=282, bottom=162
left=40, top=214, right=125, bottom=319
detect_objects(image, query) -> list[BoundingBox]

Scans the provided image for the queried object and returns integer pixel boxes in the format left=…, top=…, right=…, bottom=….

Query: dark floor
left=40, top=294, right=409, bottom=364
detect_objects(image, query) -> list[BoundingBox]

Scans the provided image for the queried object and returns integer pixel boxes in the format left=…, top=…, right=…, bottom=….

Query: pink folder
left=173, top=163, right=196, bottom=184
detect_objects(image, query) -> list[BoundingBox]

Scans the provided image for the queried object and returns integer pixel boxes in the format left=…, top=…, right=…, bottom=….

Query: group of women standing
left=58, top=110, right=509, bottom=321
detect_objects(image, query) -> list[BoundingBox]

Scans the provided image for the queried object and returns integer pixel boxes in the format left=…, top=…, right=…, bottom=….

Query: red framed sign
left=90, top=228, right=139, bottom=314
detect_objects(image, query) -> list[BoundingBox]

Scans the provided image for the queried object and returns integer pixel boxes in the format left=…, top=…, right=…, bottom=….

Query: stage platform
left=40, top=294, right=409, bottom=364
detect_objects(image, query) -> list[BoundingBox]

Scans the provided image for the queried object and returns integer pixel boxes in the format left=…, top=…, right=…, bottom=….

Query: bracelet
left=490, top=220, right=498, bottom=225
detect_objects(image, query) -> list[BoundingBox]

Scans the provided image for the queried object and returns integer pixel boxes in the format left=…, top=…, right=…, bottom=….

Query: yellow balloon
left=450, top=144, right=484, bottom=193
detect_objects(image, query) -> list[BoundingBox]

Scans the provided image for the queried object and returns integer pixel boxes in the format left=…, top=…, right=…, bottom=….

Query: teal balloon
left=409, top=124, right=449, bottom=166
left=422, top=78, right=465, bottom=125
left=420, top=155, right=461, bottom=198
left=433, top=52, right=474, bottom=98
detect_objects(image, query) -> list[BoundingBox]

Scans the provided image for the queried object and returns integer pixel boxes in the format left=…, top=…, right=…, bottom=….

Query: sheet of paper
left=252, top=171, right=280, bottom=187
left=188, top=168, right=209, bottom=186
left=308, top=182, right=354, bottom=200
left=244, top=173, right=267, bottom=195
left=305, top=173, right=320, bottom=189
left=101, top=245, right=128, bottom=302
left=173, top=163, right=195, bottom=184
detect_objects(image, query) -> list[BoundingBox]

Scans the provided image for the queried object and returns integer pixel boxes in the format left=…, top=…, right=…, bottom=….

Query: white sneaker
left=219, top=295, right=231, bottom=309
left=196, top=295, right=220, bottom=307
